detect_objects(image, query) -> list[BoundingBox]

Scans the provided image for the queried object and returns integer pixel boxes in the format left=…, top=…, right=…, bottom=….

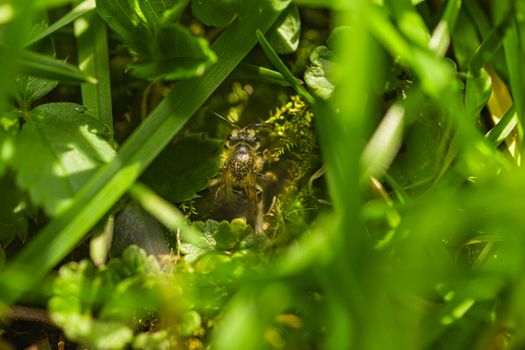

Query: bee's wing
left=215, top=171, right=234, bottom=203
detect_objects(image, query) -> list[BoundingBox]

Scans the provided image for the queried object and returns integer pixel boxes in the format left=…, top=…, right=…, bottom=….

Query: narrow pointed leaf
left=8, top=48, right=98, bottom=84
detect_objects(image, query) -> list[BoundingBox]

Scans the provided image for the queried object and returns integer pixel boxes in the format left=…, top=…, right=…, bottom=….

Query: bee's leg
left=259, top=171, right=277, bottom=182
left=254, top=198, right=264, bottom=234
left=246, top=186, right=265, bottom=234
left=246, top=187, right=256, bottom=227
left=254, top=184, right=266, bottom=232
left=265, top=194, right=277, bottom=215
left=208, top=177, right=221, bottom=188
left=245, top=186, right=263, bottom=233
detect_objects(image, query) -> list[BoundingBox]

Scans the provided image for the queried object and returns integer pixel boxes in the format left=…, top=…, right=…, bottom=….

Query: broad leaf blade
left=137, top=0, right=177, bottom=25
left=95, top=0, right=151, bottom=54
left=129, top=23, right=217, bottom=80
left=97, top=0, right=214, bottom=80
left=140, top=135, right=222, bottom=203
left=452, top=10, right=480, bottom=69
left=0, top=174, right=28, bottom=245
left=15, top=74, right=58, bottom=107
left=304, top=46, right=335, bottom=99
left=267, top=3, right=301, bottom=54
left=191, top=0, right=238, bottom=27
left=110, top=202, right=169, bottom=257
left=465, top=68, right=492, bottom=119
left=13, top=102, right=115, bottom=216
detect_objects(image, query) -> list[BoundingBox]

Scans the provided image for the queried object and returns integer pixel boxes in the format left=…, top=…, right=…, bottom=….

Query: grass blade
left=233, top=62, right=298, bottom=87
left=25, top=0, right=96, bottom=47
left=367, top=6, right=455, bottom=98
left=503, top=18, right=525, bottom=153
left=389, top=0, right=430, bottom=48
left=464, top=0, right=490, bottom=36
left=361, top=104, right=405, bottom=180
left=129, top=183, right=204, bottom=246
left=256, top=29, right=316, bottom=106
left=288, top=0, right=347, bottom=9
left=467, top=15, right=512, bottom=73
left=485, top=105, right=518, bottom=146
left=10, top=48, right=98, bottom=84
left=74, top=11, right=113, bottom=130
left=429, top=0, right=461, bottom=55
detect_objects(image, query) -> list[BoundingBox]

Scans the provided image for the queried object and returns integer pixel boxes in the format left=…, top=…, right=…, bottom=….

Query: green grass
left=1, top=0, right=525, bottom=349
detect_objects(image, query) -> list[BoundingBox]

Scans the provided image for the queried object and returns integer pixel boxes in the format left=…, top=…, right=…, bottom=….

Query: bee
left=211, top=112, right=267, bottom=233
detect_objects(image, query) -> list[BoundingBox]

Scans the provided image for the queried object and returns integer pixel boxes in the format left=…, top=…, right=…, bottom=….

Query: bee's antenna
left=207, top=109, right=237, bottom=128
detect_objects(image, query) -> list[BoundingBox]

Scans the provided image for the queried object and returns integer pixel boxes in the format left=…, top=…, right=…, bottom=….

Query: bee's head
left=227, top=128, right=260, bottom=150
